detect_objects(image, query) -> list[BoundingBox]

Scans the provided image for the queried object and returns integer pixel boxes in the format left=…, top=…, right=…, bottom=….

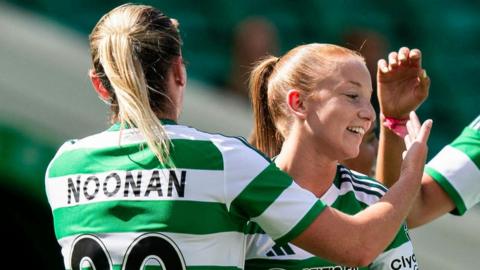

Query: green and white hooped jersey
left=245, top=165, right=418, bottom=270
left=425, top=115, right=480, bottom=215
left=45, top=121, right=326, bottom=270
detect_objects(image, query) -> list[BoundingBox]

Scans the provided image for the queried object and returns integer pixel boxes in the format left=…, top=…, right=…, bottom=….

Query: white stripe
left=46, top=169, right=224, bottom=210
left=210, top=135, right=270, bottom=210
left=56, top=124, right=224, bottom=152
left=320, top=184, right=342, bottom=205
left=245, top=233, right=315, bottom=260
left=370, top=241, right=418, bottom=270
left=59, top=231, right=246, bottom=268
left=252, top=181, right=318, bottom=240
left=427, top=145, right=480, bottom=210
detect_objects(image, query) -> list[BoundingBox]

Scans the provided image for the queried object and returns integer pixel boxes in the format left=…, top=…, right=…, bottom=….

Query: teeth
left=347, top=127, right=365, bottom=135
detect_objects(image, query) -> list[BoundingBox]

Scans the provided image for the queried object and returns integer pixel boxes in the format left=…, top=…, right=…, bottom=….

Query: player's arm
left=375, top=111, right=453, bottom=228
left=408, top=117, right=480, bottom=227
left=375, top=110, right=455, bottom=227
left=378, top=115, right=480, bottom=228
left=228, top=115, right=431, bottom=267
left=290, top=114, right=431, bottom=267
left=376, top=113, right=406, bottom=187
left=405, top=173, right=455, bottom=228
left=375, top=47, right=429, bottom=187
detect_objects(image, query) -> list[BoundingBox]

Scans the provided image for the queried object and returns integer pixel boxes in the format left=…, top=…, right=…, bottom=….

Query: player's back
left=46, top=121, right=250, bottom=269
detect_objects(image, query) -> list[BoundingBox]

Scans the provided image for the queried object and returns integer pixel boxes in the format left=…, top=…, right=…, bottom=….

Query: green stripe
left=450, top=127, right=480, bottom=169
left=49, top=139, right=223, bottom=177
left=245, top=257, right=368, bottom=269
left=330, top=182, right=410, bottom=251
left=330, top=191, right=365, bottom=214
left=230, top=163, right=293, bottom=220
left=244, top=222, right=265, bottom=234
left=275, top=200, right=326, bottom=245
left=53, top=200, right=244, bottom=239
left=330, top=194, right=410, bottom=251
left=425, top=167, right=466, bottom=215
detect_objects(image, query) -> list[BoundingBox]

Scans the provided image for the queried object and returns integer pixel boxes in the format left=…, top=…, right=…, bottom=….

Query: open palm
left=377, top=48, right=430, bottom=118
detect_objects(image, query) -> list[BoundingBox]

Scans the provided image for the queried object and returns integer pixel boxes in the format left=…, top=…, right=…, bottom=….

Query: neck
left=275, top=127, right=338, bottom=198
left=110, top=112, right=178, bottom=126
left=156, top=111, right=178, bottom=122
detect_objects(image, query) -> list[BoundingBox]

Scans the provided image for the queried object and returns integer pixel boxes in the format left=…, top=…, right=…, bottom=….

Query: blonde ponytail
left=249, top=56, right=283, bottom=158
left=98, top=32, right=171, bottom=163
left=90, top=4, right=182, bottom=164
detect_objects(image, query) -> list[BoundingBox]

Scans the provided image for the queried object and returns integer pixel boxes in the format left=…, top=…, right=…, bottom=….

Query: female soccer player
left=45, top=4, right=431, bottom=269
left=246, top=43, right=430, bottom=269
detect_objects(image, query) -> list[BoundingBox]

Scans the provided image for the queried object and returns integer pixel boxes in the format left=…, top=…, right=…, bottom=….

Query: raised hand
left=377, top=47, right=430, bottom=119
left=401, top=111, right=432, bottom=178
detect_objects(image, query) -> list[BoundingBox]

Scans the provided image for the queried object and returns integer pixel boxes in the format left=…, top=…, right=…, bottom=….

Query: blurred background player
left=228, top=17, right=279, bottom=101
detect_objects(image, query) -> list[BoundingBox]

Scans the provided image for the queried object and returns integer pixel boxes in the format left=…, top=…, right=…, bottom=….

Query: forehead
left=335, top=58, right=372, bottom=88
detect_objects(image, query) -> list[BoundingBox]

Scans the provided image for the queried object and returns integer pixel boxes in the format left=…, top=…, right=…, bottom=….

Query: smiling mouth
left=347, top=126, right=365, bottom=135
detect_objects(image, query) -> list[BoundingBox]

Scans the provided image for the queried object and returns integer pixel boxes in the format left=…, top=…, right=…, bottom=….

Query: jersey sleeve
left=215, top=137, right=326, bottom=245
left=425, top=115, right=480, bottom=215
left=45, top=139, right=78, bottom=206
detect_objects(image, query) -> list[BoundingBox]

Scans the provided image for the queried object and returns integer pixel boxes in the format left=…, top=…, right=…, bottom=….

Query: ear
left=173, top=56, right=186, bottom=87
left=89, top=69, right=110, bottom=100
left=286, top=89, right=307, bottom=120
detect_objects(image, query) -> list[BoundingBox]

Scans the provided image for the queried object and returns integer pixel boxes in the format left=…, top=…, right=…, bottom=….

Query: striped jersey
left=245, top=165, right=417, bottom=270
left=425, top=114, right=480, bottom=215
left=45, top=120, right=326, bottom=270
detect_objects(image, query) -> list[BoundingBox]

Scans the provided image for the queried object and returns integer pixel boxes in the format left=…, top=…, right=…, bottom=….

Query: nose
left=359, top=102, right=376, bottom=123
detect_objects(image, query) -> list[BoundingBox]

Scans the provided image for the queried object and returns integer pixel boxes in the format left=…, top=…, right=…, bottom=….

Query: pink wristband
left=382, top=114, right=408, bottom=138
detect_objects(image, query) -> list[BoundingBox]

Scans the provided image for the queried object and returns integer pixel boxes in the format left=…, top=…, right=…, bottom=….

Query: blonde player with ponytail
left=46, top=4, right=431, bottom=270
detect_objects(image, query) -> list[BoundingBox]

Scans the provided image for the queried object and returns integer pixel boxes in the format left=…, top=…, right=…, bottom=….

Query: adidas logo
left=266, top=243, right=295, bottom=257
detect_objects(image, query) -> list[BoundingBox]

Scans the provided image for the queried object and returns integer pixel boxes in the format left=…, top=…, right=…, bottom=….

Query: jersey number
left=70, top=233, right=186, bottom=270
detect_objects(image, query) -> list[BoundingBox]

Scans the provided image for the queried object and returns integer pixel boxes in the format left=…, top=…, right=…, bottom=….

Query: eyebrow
left=347, top=80, right=362, bottom=87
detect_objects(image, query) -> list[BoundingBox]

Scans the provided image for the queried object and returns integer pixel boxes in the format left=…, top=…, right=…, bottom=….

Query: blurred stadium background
left=0, top=1, right=478, bottom=268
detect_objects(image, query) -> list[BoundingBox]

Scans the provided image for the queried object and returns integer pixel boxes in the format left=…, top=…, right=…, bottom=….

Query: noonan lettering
left=67, top=170, right=187, bottom=204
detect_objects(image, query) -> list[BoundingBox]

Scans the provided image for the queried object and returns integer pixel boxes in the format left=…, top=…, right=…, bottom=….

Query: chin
left=345, top=148, right=360, bottom=160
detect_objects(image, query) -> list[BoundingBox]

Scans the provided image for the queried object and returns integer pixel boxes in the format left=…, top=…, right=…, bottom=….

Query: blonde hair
left=249, top=43, right=364, bottom=157
left=89, top=4, right=182, bottom=163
